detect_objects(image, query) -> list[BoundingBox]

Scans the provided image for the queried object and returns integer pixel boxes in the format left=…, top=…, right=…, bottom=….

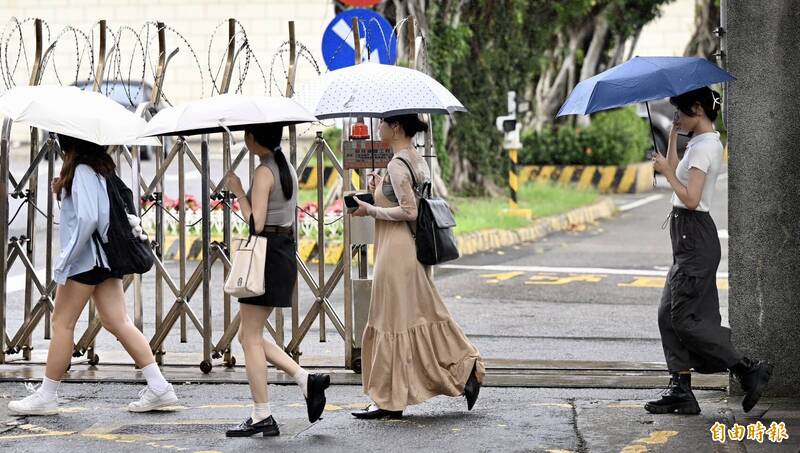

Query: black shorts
left=238, top=233, right=297, bottom=308
left=68, top=267, right=123, bottom=286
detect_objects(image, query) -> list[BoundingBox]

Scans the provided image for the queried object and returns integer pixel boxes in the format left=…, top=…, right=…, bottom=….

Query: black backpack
left=395, top=157, right=460, bottom=266
left=92, top=172, right=154, bottom=275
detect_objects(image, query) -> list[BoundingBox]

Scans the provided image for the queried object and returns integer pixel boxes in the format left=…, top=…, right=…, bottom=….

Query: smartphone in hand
left=344, top=192, right=375, bottom=213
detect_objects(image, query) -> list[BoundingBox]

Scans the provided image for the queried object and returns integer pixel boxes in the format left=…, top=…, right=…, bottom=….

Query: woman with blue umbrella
left=559, top=57, right=773, bottom=415
left=648, top=87, right=772, bottom=415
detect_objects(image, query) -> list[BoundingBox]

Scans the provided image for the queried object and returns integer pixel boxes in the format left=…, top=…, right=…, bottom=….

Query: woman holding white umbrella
left=350, top=114, right=484, bottom=419
left=142, top=94, right=330, bottom=437
left=300, top=63, right=484, bottom=419
left=1, top=86, right=178, bottom=415
left=223, top=123, right=330, bottom=437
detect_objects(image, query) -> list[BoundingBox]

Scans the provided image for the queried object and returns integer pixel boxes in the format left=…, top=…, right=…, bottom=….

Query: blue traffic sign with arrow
left=321, top=8, right=397, bottom=71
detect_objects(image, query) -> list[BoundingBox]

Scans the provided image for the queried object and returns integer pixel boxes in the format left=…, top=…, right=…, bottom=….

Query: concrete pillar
left=727, top=0, right=800, bottom=395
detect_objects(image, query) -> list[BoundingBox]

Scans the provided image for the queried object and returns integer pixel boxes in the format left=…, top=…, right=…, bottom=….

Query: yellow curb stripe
left=535, top=165, right=556, bottom=184
left=300, top=166, right=318, bottom=190
left=617, top=165, right=638, bottom=193
left=557, top=166, right=576, bottom=185
left=596, top=166, right=618, bottom=192
left=519, top=166, right=535, bottom=184
left=577, top=166, right=597, bottom=189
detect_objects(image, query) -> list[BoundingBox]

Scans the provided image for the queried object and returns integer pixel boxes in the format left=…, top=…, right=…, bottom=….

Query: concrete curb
left=455, top=197, right=618, bottom=257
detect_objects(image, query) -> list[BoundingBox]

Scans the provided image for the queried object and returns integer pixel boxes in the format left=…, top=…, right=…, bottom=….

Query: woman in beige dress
left=350, top=114, right=485, bottom=419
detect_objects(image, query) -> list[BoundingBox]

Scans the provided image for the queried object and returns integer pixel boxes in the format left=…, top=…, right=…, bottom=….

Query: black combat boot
left=730, top=357, right=774, bottom=413
left=644, top=372, right=701, bottom=415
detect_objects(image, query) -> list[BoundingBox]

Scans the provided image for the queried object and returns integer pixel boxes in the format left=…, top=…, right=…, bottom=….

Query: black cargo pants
left=658, top=207, right=743, bottom=373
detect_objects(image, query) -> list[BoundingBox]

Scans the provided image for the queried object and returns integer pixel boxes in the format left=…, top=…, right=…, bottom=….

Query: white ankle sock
left=251, top=402, right=272, bottom=423
left=37, top=376, right=60, bottom=400
left=292, top=368, right=309, bottom=398
left=141, top=363, right=170, bottom=394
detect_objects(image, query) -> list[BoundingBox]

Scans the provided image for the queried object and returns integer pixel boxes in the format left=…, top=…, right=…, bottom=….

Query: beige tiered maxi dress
left=361, top=148, right=485, bottom=412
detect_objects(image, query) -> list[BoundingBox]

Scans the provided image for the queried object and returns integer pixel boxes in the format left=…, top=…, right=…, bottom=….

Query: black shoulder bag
left=92, top=173, right=154, bottom=275
left=395, top=157, right=460, bottom=265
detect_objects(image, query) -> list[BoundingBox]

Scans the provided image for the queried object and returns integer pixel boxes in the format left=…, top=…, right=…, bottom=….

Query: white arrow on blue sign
left=321, top=8, right=397, bottom=71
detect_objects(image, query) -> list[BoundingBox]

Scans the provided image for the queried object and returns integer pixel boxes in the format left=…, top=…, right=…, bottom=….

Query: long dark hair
left=669, top=86, right=721, bottom=122
left=54, top=134, right=115, bottom=201
left=245, top=124, right=293, bottom=199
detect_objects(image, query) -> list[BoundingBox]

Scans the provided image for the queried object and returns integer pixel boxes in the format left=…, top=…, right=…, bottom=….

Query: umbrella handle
left=646, top=101, right=659, bottom=187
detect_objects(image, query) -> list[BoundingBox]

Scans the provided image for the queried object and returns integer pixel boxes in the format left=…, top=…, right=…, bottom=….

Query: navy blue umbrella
left=557, top=56, right=735, bottom=154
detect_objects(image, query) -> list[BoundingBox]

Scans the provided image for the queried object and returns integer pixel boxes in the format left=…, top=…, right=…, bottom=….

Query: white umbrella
left=141, top=94, right=318, bottom=137
left=296, top=63, right=467, bottom=119
left=0, top=85, right=159, bottom=146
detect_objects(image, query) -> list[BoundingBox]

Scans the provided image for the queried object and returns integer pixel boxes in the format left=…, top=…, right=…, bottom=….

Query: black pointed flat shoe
left=464, top=363, right=481, bottom=411
left=225, top=416, right=280, bottom=437
left=351, top=404, right=403, bottom=420
left=305, top=373, right=331, bottom=423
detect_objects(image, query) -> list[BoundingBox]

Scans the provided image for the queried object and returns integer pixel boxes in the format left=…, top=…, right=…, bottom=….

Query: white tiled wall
left=1, top=0, right=336, bottom=103
left=632, top=0, right=697, bottom=57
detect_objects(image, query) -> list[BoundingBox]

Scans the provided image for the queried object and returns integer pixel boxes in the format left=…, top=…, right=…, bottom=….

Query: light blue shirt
left=54, top=164, right=111, bottom=284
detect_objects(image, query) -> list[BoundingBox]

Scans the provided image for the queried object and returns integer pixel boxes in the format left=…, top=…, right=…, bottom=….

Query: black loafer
left=306, top=373, right=331, bottom=423
left=464, top=363, right=481, bottom=411
left=225, top=416, right=280, bottom=437
left=351, top=404, right=403, bottom=420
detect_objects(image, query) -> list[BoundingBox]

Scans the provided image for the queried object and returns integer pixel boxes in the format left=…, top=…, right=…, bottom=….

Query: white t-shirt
left=671, top=131, right=723, bottom=212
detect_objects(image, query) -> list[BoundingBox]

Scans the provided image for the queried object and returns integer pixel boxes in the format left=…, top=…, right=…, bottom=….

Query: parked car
left=636, top=99, right=689, bottom=159
left=41, top=80, right=169, bottom=160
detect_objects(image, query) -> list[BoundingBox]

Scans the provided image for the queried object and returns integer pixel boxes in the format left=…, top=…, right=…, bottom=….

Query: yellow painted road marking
left=634, top=431, right=679, bottom=445
left=620, top=446, right=648, bottom=453
left=57, top=406, right=88, bottom=413
left=619, top=277, right=665, bottom=288
left=526, top=274, right=606, bottom=285
left=532, top=403, right=572, bottom=408
left=0, top=431, right=75, bottom=440
left=480, top=271, right=524, bottom=284
left=195, top=403, right=252, bottom=409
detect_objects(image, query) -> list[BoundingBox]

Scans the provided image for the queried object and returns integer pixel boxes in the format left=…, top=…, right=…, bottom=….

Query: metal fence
left=0, top=16, right=421, bottom=374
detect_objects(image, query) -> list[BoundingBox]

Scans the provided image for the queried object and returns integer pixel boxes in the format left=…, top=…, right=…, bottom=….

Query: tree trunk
left=576, top=13, right=610, bottom=127
left=529, top=24, right=592, bottom=130
left=684, top=0, right=720, bottom=59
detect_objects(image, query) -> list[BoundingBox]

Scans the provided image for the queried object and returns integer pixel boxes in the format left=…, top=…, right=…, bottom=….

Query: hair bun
left=411, top=116, right=429, bottom=134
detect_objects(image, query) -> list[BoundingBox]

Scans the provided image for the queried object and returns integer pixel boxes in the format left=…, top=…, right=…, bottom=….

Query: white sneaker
left=8, top=391, right=59, bottom=416
left=127, top=384, right=178, bottom=412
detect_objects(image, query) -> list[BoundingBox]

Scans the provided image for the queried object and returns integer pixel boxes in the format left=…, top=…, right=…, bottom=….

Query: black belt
left=671, top=207, right=710, bottom=217
left=254, top=225, right=294, bottom=237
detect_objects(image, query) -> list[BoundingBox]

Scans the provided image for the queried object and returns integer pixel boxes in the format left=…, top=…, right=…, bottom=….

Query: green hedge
left=521, top=107, right=650, bottom=166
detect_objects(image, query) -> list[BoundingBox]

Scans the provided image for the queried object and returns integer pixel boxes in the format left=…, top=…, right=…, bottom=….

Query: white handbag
left=224, top=216, right=267, bottom=298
